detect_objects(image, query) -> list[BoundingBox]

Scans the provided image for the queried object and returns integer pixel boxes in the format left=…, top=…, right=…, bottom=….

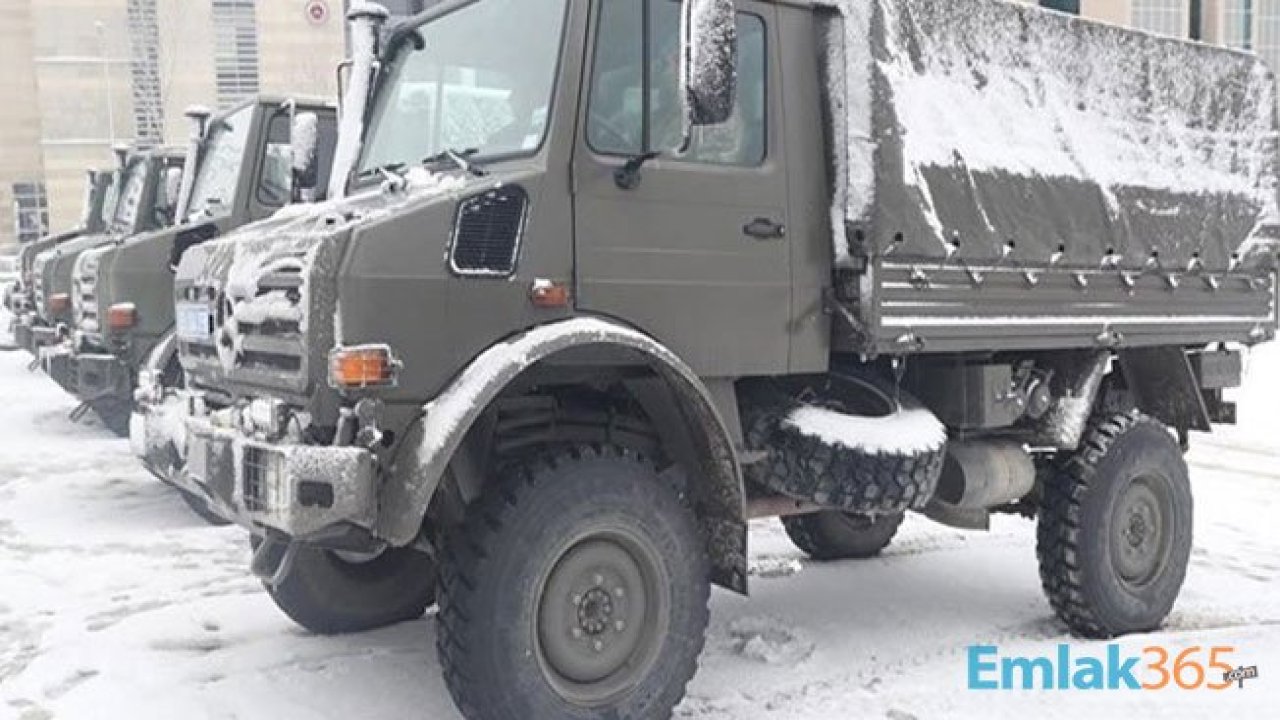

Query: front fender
left=380, top=315, right=749, bottom=592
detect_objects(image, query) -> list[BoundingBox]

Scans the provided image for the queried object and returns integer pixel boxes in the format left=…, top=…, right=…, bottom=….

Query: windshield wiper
left=355, top=161, right=408, bottom=181
left=422, top=147, right=487, bottom=177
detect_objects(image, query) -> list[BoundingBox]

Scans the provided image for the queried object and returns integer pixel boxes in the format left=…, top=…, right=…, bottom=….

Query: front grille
left=74, top=250, right=103, bottom=334
left=32, top=257, right=47, bottom=315
left=449, top=185, right=528, bottom=277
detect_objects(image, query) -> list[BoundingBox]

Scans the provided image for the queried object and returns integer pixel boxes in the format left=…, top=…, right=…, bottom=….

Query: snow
left=784, top=404, right=946, bottom=455
left=2, top=301, right=1279, bottom=718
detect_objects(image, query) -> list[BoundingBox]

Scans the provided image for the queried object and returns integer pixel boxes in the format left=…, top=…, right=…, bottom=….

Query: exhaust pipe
left=175, top=105, right=212, bottom=222
left=327, top=1, right=390, bottom=200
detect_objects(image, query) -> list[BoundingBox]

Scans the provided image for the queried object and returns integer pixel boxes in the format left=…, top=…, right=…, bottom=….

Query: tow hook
left=69, top=401, right=93, bottom=422
left=251, top=537, right=300, bottom=587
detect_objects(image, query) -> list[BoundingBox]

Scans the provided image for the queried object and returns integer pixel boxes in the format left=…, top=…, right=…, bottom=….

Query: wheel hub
left=1112, top=476, right=1172, bottom=587
left=535, top=532, right=667, bottom=705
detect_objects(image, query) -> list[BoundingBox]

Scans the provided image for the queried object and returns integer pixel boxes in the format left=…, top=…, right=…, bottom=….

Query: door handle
left=743, top=217, right=786, bottom=240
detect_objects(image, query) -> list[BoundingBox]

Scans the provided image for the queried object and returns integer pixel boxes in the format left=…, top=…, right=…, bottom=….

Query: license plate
left=176, top=303, right=214, bottom=342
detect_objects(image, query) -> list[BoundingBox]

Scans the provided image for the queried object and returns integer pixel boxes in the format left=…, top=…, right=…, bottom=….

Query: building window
left=1222, top=0, right=1254, bottom=49
left=1133, top=0, right=1188, bottom=38
left=212, top=0, right=260, bottom=108
left=127, top=0, right=164, bottom=146
left=1039, top=0, right=1080, bottom=14
left=12, top=183, right=50, bottom=244
left=1222, top=0, right=1280, bottom=84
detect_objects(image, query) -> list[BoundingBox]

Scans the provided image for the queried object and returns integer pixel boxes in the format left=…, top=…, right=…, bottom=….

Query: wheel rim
left=1110, top=474, right=1174, bottom=589
left=535, top=530, right=668, bottom=706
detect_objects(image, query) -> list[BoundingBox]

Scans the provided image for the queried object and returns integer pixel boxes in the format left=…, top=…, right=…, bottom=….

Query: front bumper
left=12, top=313, right=57, bottom=354
left=135, top=391, right=379, bottom=543
left=39, top=343, right=130, bottom=402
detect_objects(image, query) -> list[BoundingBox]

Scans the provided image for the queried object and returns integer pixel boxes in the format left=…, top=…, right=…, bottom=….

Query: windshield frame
left=350, top=0, right=572, bottom=191
left=109, top=157, right=150, bottom=235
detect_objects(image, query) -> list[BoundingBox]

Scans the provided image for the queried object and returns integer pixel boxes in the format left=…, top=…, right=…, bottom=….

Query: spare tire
left=746, top=370, right=947, bottom=514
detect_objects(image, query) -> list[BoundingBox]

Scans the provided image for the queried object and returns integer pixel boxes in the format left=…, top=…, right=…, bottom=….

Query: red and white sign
left=304, top=0, right=330, bottom=24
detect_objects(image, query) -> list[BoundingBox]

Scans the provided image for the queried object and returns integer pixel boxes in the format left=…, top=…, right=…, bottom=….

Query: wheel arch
left=380, top=316, right=750, bottom=594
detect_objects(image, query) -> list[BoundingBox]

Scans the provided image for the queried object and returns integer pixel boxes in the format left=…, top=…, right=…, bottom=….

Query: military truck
left=43, top=98, right=337, bottom=453
left=6, top=169, right=116, bottom=333
left=19, top=147, right=185, bottom=357
left=146, top=0, right=1278, bottom=717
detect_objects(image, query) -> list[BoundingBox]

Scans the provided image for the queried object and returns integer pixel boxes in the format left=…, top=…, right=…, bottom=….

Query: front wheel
left=1037, top=411, right=1193, bottom=638
left=262, top=541, right=437, bottom=635
left=438, top=445, right=710, bottom=720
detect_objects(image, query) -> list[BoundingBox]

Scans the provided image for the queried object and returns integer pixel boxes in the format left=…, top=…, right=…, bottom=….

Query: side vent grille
left=449, top=185, right=528, bottom=277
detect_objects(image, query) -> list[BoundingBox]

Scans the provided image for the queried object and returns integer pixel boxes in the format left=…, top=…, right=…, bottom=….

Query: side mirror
left=291, top=112, right=320, bottom=177
left=290, top=111, right=321, bottom=201
left=681, top=0, right=738, bottom=129
left=159, top=166, right=184, bottom=214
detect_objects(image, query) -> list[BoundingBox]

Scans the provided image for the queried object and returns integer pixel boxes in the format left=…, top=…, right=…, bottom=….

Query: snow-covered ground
left=0, top=306, right=1276, bottom=719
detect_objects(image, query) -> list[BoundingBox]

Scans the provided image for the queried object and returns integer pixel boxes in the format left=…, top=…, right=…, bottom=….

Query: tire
left=438, top=445, right=709, bottom=720
left=1037, top=410, right=1193, bottom=638
left=746, top=370, right=946, bottom=514
left=92, top=397, right=132, bottom=437
left=263, top=542, right=437, bottom=635
left=783, top=510, right=904, bottom=560
left=176, top=486, right=232, bottom=527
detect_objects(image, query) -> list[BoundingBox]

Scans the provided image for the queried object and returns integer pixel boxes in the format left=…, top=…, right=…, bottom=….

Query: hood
left=176, top=168, right=469, bottom=399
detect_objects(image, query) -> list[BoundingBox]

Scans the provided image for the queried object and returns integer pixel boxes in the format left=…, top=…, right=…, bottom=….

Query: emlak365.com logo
left=967, top=644, right=1258, bottom=691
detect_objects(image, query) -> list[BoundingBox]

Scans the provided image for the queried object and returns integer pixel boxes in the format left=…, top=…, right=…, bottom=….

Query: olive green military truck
left=7, top=169, right=116, bottom=342
left=21, top=147, right=185, bottom=359
left=144, top=0, right=1278, bottom=717
left=40, top=97, right=336, bottom=456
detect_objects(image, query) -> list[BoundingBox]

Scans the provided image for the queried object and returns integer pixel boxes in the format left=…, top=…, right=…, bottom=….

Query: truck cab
left=151, top=1, right=1278, bottom=718
left=7, top=170, right=115, bottom=333
left=22, top=147, right=185, bottom=354
left=44, top=97, right=338, bottom=437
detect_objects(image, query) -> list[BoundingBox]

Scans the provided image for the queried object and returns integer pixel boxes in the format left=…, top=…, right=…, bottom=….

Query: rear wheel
left=1037, top=411, right=1193, bottom=638
left=91, top=397, right=132, bottom=437
left=176, top=487, right=231, bottom=526
left=438, top=445, right=709, bottom=720
left=264, top=542, right=437, bottom=635
left=783, top=510, right=904, bottom=560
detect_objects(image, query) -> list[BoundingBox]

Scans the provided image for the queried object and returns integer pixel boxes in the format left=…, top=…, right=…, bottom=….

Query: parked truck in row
left=6, top=169, right=116, bottom=327
left=139, top=0, right=1278, bottom=717
left=18, top=147, right=186, bottom=362
left=41, top=97, right=336, bottom=453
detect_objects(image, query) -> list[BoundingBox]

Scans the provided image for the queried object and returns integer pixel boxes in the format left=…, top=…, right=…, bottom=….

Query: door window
left=587, top=0, right=766, bottom=166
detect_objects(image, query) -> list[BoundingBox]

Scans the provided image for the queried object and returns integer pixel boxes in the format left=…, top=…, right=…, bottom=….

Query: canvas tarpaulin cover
left=819, top=0, right=1280, bottom=273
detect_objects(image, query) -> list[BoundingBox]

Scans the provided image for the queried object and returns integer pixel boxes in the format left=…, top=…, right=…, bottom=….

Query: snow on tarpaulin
left=818, top=0, right=1280, bottom=271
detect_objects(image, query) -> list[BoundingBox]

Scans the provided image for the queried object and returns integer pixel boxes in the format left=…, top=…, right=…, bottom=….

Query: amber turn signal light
left=329, top=345, right=401, bottom=389
left=47, top=293, right=70, bottom=314
left=107, top=303, right=138, bottom=331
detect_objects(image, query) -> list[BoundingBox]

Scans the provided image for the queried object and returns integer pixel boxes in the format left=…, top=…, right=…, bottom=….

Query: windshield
left=110, top=159, right=148, bottom=233
left=186, top=105, right=254, bottom=220
left=356, top=0, right=568, bottom=177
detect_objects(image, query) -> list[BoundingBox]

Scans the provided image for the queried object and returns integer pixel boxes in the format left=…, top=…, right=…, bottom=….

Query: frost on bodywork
left=819, top=0, right=1280, bottom=271
left=380, top=316, right=750, bottom=591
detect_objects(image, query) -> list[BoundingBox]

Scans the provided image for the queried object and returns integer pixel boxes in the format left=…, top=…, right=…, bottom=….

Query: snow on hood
left=181, top=169, right=466, bottom=373
left=821, top=0, right=1280, bottom=268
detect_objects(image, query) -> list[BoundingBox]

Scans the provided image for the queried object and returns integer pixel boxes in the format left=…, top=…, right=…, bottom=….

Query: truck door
left=572, top=0, right=789, bottom=377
